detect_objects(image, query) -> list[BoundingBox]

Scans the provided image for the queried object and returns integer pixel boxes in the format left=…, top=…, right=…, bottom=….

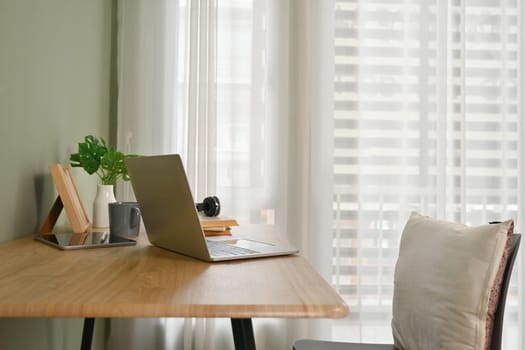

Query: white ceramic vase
left=92, top=184, right=116, bottom=229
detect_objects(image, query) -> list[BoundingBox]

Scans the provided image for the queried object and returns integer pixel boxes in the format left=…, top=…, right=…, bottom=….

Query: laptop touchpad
left=221, top=239, right=275, bottom=251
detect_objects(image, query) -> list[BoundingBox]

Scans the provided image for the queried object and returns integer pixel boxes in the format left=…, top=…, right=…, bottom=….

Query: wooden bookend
left=39, top=164, right=90, bottom=234
left=39, top=195, right=64, bottom=235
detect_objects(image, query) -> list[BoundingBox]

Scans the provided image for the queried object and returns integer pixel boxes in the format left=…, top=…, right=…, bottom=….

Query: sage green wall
left=0, top=0, right=116, bottom=349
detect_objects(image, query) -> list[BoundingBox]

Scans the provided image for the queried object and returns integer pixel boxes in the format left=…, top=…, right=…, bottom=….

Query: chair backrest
left=490, top=233, right=521, bottom=350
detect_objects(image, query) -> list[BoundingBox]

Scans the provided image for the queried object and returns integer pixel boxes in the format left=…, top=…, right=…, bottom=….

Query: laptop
left=125, top=154, right=298, bottom=261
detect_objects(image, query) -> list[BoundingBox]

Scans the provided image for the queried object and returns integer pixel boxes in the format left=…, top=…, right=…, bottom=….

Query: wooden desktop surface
left=0, top=225, right=348, bottom=320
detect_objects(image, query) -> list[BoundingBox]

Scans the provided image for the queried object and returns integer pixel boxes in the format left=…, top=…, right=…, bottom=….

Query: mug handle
left=130, top=207, right=141, bottom=229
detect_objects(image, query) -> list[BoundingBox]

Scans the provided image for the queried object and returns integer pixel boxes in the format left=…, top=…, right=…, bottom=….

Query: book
left=203, top=228, right=232, bottom=237
left=199, top=216, right=239, bottom=229
left=199, top=215, right=239, bottom=237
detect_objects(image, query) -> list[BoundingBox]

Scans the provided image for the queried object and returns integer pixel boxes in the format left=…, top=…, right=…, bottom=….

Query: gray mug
left=109, top=202, right=141, bottom=238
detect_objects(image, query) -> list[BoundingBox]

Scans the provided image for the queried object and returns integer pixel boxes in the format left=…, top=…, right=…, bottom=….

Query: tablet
left=35, top=232, right=136, bottom=250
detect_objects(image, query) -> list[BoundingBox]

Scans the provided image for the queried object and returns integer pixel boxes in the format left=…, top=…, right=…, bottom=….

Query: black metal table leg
left=231, top=318, right=256, bottom=350
left=81, top=317, right=95, bottom=350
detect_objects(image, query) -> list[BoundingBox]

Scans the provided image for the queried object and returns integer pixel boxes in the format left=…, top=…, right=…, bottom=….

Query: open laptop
left=125, top=154, right=298, bottom=262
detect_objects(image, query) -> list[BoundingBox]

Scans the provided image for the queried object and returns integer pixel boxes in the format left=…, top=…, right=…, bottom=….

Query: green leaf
left=69, top=135, right=141, bottom=185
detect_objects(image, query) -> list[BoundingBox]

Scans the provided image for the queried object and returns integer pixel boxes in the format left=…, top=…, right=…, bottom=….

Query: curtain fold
left=285, top=0, right=335, bottom=344
left=113, top=1, right=225, bottom=349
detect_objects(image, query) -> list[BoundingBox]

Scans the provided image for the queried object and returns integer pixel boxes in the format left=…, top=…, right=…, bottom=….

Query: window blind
left=333, top=0, right=521, bottom=345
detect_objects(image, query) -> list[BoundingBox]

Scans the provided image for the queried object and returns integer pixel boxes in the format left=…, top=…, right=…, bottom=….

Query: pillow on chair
left=392, top=212, right=513, bottom=350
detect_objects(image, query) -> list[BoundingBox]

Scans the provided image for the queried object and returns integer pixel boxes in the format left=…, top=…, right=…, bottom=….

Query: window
left=333, top=0, right=521, bottom=345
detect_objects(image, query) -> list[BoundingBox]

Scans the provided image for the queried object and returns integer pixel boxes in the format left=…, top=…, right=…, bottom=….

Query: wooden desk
left=0, top=226, right=348, bottom=349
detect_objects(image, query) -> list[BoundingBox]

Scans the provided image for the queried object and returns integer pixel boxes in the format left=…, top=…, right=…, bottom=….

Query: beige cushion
left=392, top=212, right=513, bottom=350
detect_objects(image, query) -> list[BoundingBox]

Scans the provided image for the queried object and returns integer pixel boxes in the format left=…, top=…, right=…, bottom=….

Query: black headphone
left=196, top=196, right=221, bottom=217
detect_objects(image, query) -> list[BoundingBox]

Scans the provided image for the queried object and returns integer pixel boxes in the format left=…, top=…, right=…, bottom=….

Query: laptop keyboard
left=207, top=240, right=259, bottom=257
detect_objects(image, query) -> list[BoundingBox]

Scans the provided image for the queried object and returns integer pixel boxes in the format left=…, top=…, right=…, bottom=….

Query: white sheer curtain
left=111, top=0, right=334, bottom=349
left=115, top=0, right=292, bottom=223
left=112, top=0, right=524, bottom=349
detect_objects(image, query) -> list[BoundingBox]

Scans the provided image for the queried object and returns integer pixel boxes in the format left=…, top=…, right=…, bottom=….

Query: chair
left=293, top=233, right=521, bottom=350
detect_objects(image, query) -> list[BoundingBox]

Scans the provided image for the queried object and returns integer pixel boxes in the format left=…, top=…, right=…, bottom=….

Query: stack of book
left=199, top=216, right=239, bottom=236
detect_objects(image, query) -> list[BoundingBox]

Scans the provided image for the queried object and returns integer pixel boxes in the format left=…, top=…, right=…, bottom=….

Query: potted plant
left=70, top=135, right=137, bottom=229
